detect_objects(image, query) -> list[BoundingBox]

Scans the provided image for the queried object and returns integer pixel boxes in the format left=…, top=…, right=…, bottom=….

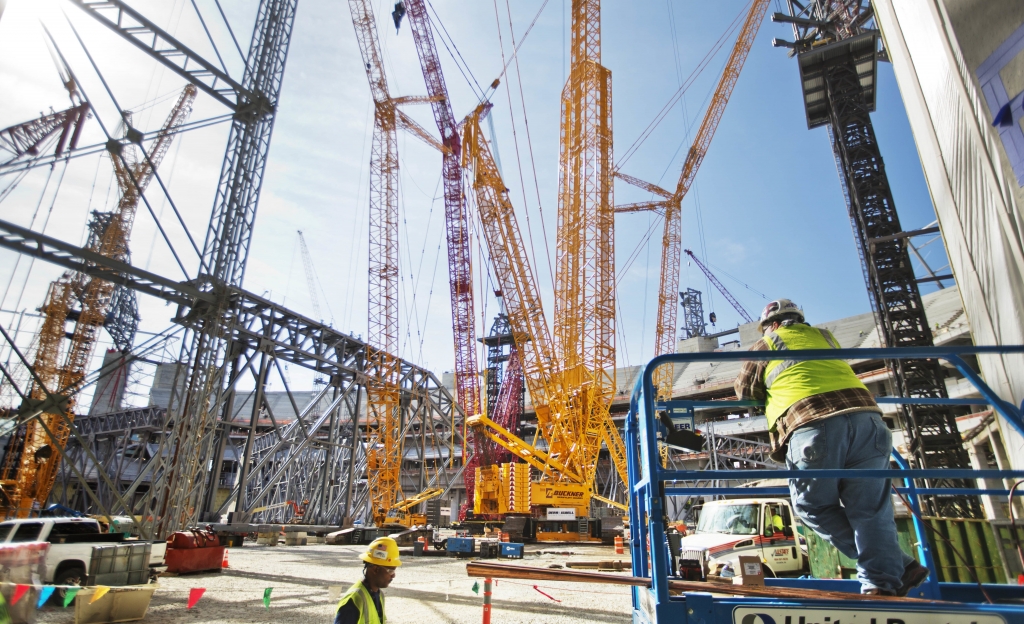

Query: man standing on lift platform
left=734, top=299, right=929, bottom=596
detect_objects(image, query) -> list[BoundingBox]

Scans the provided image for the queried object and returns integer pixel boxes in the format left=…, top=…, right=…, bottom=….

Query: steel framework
left=678, top=289, right=706, bottom=340
left=775, top=0, right=979, bottom=517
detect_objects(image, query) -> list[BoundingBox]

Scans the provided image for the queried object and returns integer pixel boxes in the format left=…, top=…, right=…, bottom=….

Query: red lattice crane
left=0, top=85, right=196, bottom=517
left=616, top=0, right=770, bottom=401
left=403, top=0, right=484, bottom=513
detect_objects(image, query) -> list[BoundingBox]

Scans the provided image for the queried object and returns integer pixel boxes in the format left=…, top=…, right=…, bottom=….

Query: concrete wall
left=874, top=0, right=1024, bottom=468
left=89, top=349, right=129, bottom=415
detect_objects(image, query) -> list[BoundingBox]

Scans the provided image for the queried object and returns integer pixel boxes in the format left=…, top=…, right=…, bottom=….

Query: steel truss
left=777, top=0, right=979, bottom=517
left=42, top=286, right=465, bottom=526
left=1, top=0, right=464, bottom=535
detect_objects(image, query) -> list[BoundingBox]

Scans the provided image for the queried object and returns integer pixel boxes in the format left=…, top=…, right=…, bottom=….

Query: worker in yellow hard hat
left=334, top=536, right=401, bottom=624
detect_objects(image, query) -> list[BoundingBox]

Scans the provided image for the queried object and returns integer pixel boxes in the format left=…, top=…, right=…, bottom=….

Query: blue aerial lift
left=627, top=345, right=1024, bottom=623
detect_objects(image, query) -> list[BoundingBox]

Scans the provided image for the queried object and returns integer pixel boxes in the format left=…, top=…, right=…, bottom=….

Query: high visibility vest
left=762, top=324, right=868, bottom=429
left=336, top=580, right=384, bottom=624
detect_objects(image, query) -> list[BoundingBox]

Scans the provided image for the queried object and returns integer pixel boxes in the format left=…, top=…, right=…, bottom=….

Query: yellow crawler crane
left=461, top=106, right=625, bottom=540
left=0, top=86, right=196, bottom=517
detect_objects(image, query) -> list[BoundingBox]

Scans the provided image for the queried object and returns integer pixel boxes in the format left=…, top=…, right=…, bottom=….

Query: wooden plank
left=464, top=561, right=953, bottom=604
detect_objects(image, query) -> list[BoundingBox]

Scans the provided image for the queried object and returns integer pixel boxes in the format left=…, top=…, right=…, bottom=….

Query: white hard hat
left=758, top=299, right=805, bottom=333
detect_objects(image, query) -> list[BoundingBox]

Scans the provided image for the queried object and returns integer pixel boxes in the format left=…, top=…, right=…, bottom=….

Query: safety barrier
left=627, top=344, right=1024, bottom=623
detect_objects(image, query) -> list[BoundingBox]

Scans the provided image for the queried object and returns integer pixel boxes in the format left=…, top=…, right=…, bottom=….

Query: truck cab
left=677, top=498, right=806, bottom=577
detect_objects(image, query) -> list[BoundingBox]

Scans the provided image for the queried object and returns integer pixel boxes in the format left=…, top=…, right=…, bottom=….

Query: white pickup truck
left=0, top=517, right=166, bottom=588
left=677, top=498, right=808, bottom=578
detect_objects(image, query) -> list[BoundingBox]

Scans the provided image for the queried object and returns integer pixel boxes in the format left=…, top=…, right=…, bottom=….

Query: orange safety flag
left=187, top=588, right=206, bottom=609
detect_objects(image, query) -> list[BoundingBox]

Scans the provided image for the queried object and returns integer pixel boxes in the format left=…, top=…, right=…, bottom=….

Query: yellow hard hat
left=360, top=536, right=402, bottom=567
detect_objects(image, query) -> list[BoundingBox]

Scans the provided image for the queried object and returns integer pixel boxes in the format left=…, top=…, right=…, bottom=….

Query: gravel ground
left=35, top=542, right=634, bottom=624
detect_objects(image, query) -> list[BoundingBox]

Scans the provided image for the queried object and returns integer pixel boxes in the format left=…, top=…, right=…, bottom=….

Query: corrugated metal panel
left=874, top=0, right=1024, bottom=468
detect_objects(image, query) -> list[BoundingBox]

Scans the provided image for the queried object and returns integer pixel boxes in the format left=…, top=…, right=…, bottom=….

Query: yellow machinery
left=382, top=487, right=444, bottom=528
left=615, top=0, right=771, bottom=402
left=461, top=101, right=621, bottom=536
left=0, top=86, right=196, bottom=518
left=456, top=0, right=770, bottom=537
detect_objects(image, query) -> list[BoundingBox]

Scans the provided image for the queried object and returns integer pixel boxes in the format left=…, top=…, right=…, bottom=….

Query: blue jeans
left=787, top=410, right=915, bottom=593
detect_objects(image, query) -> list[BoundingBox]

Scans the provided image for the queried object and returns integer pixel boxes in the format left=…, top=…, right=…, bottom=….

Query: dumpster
left=165, top=529, right=224, bottom=574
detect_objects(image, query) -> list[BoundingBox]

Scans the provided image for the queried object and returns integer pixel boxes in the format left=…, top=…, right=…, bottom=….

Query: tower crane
left=0, top=85, right=196, bottom=517
left=684, top=249, right=754, bottom=324
left=402, top=0, right=484, bottom=513
left=615, top=0, right=770, bottom=401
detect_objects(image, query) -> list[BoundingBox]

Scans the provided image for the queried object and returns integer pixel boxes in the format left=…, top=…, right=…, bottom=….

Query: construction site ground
left=35, top=542, right=634, bottom=624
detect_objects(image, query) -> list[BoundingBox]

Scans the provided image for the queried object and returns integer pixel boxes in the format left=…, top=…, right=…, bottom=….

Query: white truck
left=677, top=498, right=807, bottom=578
left=0, top=517, right=166, bottom=588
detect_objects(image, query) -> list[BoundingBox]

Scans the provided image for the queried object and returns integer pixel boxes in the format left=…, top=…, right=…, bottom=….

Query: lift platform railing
left=627, top=345, right=1024, bottom=623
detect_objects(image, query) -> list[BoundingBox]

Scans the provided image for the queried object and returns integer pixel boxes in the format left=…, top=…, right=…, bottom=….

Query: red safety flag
left=532, top=586, right=561, bottom=603
left=187, top=588, right=206, bottom=609
left=11, top=584, right=29, bottom=605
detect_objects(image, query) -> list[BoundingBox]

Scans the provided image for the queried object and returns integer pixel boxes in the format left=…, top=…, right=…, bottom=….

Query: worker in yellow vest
left=334, top=537, right=401, bottom=624
left=734, top=299, right=929, bottom=597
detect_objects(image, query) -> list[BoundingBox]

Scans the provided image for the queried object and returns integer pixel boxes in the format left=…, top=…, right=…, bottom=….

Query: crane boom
left=1, top=86, right=196, bottom=517
left=684, top=249, right=754, bottom=323
left=296, top=230, right=322, bottom=322
left=347, top=0, right=403, bottom=526
left=0, top=103, right=89, bottom=166
left=404, top=0, right=483, bottom=509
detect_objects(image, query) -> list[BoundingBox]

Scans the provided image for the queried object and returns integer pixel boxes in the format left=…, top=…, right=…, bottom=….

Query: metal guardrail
left=626, top=345, right=1024, bottom=622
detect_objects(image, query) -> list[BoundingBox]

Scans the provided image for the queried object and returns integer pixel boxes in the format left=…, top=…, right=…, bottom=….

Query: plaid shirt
left=734, top=333, right=880, bottom=462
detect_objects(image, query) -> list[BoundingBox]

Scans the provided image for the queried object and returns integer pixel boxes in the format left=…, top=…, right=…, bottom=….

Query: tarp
left=874, top=0, right=1024, bottom=468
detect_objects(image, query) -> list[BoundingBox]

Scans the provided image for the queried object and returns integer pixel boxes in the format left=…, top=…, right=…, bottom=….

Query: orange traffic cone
left=222, top=549, right=229, bottom=569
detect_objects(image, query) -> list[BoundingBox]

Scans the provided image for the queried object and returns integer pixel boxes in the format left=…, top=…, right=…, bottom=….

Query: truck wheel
left=438, top=539, right=448, bottom=551
left=54, top=567, right=86, bottom=604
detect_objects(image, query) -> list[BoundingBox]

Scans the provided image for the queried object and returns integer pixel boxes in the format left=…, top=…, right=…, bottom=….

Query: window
left=49, top=521, right=101, bottom=538
left=9, top=523, right=42, bottom=542
left=695, top=504, right=758, bottom=535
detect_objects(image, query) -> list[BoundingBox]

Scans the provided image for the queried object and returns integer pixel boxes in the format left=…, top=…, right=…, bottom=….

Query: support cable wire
left=491, top=2, right=554, bottom=293
left=61, top=22, right=207, bottom=276
left=482, top=0, right=551, bottom=102
left=616, top=1, right=749, bottom=170
left=0, top=163, right=58, bottom=311
left=213, top=0, right=245, bottom=59
left=502, top=0, right=554, bottom=292
left=0, top=113, right=234, bottom=177
left=425, top=1, right=485, bottom=100
left=189, top=0, right=229, bottom=74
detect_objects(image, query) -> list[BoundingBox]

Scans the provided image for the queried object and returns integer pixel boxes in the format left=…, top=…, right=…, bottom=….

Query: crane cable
left=616, top=0, right=750, bottom=170
left=492, top=0, right=555, bottom=292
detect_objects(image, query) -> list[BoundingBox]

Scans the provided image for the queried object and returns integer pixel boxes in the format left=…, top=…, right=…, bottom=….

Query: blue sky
left=0, top=0, right=949, bottom=401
